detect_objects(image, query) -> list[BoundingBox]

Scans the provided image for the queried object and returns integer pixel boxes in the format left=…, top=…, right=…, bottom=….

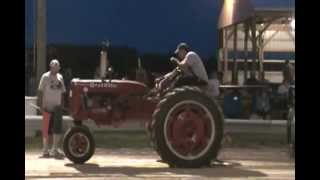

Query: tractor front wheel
left=63, top=125, right=95, bottom=164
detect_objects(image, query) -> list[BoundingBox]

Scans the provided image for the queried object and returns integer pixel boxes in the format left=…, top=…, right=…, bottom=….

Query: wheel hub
left=166, top=103, right=212, bottom=158
left=69, top=133, right=90, bottom=157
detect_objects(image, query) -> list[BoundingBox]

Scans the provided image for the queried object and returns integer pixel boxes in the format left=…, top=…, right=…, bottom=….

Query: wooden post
left=251, top=18, right=257, bottom=78
left=223, top=28, right=229, bottom=83
left=218, top=49, right=223, bottom=73
left=232, top=24, right=238, bottom=84
left=244, top=22, right=249, bottom=81
left=36, top=0, right=47, bottom=85
left=258, top=34, right=264, bottom=80
left=217, top=29, right=223, bottom=74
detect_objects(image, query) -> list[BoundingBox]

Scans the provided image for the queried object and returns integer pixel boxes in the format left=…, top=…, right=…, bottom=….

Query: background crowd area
left=25, top=44, right=295, bottom=120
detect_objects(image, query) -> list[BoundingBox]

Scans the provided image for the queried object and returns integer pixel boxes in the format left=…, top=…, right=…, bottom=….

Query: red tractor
left=63, top=57, right=224, bottom=168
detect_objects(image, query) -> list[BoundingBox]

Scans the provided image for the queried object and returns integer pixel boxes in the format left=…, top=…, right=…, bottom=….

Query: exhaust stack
left=100, top=41, right=110, bottom=78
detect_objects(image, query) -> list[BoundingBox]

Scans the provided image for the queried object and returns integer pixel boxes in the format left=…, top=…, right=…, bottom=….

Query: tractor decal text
left=89, top=82, right=118, bottom=88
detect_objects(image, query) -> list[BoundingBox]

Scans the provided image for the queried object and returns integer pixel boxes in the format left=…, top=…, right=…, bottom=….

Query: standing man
left=37, top=59, right=66, bottom=158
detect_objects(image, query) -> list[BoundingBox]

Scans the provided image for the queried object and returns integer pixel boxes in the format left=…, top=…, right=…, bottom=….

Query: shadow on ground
left=33, top=161, right=267, bottom=179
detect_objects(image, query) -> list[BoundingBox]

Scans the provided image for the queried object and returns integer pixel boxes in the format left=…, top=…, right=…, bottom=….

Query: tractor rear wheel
left=151, top=86, right=224, bottom=168
left=63, top=125, right=95, bottom=164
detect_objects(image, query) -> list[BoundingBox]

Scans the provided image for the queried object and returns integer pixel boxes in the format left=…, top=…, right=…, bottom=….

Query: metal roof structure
left=251, top=0, right=295, bottom=9
left=217, top=0, right=295, bottom=84
left=218, top=0, right=295, bottom=28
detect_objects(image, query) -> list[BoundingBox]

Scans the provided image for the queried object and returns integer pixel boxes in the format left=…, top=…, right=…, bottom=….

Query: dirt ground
left=25, top=147, right=295, bottom=180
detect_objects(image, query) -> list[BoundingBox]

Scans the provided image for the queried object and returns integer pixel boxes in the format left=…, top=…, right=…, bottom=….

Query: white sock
left=52, top=134, right=61, bottom=152
left=42, top=138, right=49, bottom=153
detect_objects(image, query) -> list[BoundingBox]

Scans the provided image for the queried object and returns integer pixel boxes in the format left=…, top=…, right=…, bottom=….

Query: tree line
left=26, top=44, right=218, bottom=80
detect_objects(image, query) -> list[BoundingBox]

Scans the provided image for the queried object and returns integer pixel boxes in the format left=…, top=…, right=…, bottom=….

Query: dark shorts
left=174, top=76, right=208, bottom=87
left=47, top=106, right=63, bottom=134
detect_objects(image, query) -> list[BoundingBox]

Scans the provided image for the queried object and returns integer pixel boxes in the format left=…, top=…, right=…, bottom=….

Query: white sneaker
left=50, top=149, right=64, bottom=159
left=39, top=150, right=50, bottom=158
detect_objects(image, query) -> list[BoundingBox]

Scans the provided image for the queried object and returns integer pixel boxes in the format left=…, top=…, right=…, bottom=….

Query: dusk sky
left=25, top=0, right=222, bottom=58
left=25, top=0, right=294, bottom=58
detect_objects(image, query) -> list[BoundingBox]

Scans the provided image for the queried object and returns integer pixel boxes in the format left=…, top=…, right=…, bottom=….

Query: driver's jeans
left=174, top=76, right=208, bottom=87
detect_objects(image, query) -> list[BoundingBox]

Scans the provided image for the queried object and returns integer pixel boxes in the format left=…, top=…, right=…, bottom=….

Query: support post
left=218, top=49, right=223, bottom=73
left=232, top=24, right=238, bottom=84
left=223, top=28, right=229, bottom=83
left=244, top=22, right=249, bottom=82
left=36, top=0, right=47, bottom=85
left=258, top=35, right=264, bottom=80
left=217, top=29, right=223, bottom=74
left=250, top=18, right=257, bottom=78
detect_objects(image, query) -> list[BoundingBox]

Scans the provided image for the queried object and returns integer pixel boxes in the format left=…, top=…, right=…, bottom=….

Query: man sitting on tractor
left=157, top=42, right=209, bottom=88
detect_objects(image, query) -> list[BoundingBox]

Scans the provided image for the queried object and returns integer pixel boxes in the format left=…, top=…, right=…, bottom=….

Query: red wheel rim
left=68, top=132, right=90, bottom=157
left=164, top=100, right=215, bottom=160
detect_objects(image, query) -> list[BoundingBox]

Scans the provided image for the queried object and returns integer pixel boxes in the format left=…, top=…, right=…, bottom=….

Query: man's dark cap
left=174, top=42, right=190, bottom=54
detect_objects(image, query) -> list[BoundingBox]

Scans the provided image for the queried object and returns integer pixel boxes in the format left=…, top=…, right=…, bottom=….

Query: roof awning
left=218, top=0, right=295, bottom=29
left=218, top=0, right=254, bottom=28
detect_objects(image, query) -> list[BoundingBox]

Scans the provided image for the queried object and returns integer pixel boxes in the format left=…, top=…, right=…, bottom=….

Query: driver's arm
left=178, top=54, right=194, bottom=72
left=170, top=57, right=189, bottom=72
left=177, top=60, right=189, bottom=72
left=163, top=71, right=174, bottom=79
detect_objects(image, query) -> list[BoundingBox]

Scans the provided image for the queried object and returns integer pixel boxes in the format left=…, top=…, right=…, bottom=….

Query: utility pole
left=36, top=0, right=47, bottom=85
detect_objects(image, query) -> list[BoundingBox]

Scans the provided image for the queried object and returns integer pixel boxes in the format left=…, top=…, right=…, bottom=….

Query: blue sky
left=25, top=0, right=221, bottom=58
left=25, top=0, right=294, bottom=59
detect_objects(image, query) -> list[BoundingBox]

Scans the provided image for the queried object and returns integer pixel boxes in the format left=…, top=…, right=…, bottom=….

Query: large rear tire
left=151, top=86, right=224, bottom=168
left=63, top=125, right=95, bottom=164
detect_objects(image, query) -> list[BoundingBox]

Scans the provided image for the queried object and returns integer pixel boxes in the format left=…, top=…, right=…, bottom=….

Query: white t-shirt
left=38, top=71, right=66, bottom=112
left=182, top=51, right=209, bottom=82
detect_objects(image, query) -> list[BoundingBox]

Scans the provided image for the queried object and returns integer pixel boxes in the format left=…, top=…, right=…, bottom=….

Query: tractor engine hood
left=69, top=79, right=149, bottom=119
left=70, top=79, right=148, bottom=94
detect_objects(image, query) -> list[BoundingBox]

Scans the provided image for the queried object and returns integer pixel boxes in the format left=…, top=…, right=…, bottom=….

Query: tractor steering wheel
left=170, top=57, right=180, bottom=66
left=170, top=57, right=184, bottom=73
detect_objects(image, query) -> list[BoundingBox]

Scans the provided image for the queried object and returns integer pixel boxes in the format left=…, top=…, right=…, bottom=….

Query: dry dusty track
left=26, top=147, right=295, bottom=180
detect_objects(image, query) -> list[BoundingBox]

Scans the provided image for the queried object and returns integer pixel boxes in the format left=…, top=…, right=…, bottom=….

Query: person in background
left=37, top=59, right=66, bottom=159
left=64, top=68, right=73, bottom=88
left=246, top=72, right=259, bottom=119
left=207, top=71, right=220, bottom=97
left=282, top=60, right=295, bottom=84
left=278, top=80, right=290, bottom=96
left=255, top=89, right=271, bottom=120
left=277, top=80, right=290, bottom=118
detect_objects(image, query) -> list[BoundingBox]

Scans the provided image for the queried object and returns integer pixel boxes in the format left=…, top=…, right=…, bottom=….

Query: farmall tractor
left=63, top=47, right=224, bottom=168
